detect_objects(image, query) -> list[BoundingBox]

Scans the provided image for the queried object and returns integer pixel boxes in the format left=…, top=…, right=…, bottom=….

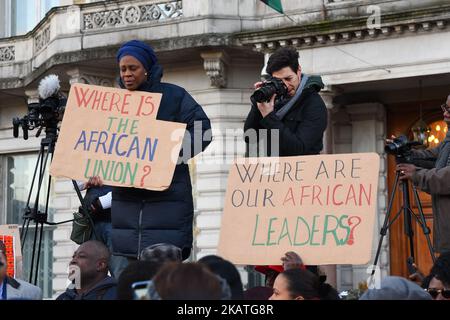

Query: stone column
left=191, top=87, right=253, bottom=287
left=336, top=103, right=388, bottom=291
left=320, top=88, right=338, bottom=154
left=193, top=50, right=257, bottom=286
left=318, top=88, right=339, bottom=289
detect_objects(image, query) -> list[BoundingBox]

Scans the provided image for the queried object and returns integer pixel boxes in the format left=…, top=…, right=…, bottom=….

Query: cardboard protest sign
left=0, top=225, right=22, bottom=278
left=218, top=153, right=380, bottom=265
left=50, top=83, right=186, bottom=190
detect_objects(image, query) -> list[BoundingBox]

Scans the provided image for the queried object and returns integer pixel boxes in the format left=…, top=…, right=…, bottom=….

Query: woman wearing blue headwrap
left=111, top=40, right=212, bottom=266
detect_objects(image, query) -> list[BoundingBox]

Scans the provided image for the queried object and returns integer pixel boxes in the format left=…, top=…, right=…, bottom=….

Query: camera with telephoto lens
left=12, top=75, right=66, bottom=140
left=385, top=135, right=422, bottom=163
left=251, top=77, right=288, bottom=103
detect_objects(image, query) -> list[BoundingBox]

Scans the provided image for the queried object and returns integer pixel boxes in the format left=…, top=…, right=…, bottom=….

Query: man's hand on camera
left=257, top=94, right=276, bottom=118
left=86, top=176, right=103, bottom=188
left=397, top=163, right=417, bottom=181
left=385, top=134, right=396, bottom=145
left=253, top=81, right=264, bottom=89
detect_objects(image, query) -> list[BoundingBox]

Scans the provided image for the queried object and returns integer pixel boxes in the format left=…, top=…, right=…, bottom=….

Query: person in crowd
left=112, top=40, right=211, bottom=268
left=244, top=265, right=282, bottom=300
left=116, top=243, right=183, bottom=300
left=269, top=268, right=324, bottom=300
left=116, top=260, right=161, bottom=300
left=396, top=94, right=450, bottom=254
left=260, top=251, right=339, bottom=300
left=254, top=251, right=321, bottom=287
left=198, top=255, right=244, bottom=299
left=244, top=46, right=327, bottom=157
left=254, top=265, right=284, bottom=288
left=146, top=262, right=230, bottom=300
left=359, top=276, right=432, bottom=300
left=57, top=240, right=117, bottom=300
left=423, top=251, right=450, bottom=300
left=139, top=243, right=183, bottom=263
left=0, top=240, right=42, bottom=300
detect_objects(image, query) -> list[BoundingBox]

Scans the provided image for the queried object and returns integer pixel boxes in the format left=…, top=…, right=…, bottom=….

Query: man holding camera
left=244, top=47, right=327, bottom=157
left=396, top=94, right=450, bottom=253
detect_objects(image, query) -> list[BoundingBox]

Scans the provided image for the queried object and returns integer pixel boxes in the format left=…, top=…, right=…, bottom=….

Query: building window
left=4, top=153, right=55, bottom=298
left=10, top=0, right=61, bottom=36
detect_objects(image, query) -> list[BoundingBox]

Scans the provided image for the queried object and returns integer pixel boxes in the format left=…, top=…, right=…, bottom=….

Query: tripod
left=372, top=157, right=436, bottom=277
left=19, top=126, right=96, bottom=285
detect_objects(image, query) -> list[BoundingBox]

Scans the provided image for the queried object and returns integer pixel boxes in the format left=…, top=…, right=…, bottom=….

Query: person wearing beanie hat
left=111, top=40, right=211, bottom=269
left=116, top=40, right=158, bottom=90
left=139, top=243, right=182, bottom=264
left=117, top=40, right=157, bottom=74
left=359, top=276, right=432, bottom=300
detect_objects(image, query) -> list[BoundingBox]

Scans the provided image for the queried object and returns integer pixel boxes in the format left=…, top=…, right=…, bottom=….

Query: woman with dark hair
left=148, top=262, right=230, bottom=300
left=198, top=255, right=244, bottom=300
left=269, top=268, right=339, bottom=300
left=111, top=40, right=211, bottom=266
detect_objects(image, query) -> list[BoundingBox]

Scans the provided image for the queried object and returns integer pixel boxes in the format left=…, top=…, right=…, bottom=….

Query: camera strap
left=275, top=74, right=309, bottom=120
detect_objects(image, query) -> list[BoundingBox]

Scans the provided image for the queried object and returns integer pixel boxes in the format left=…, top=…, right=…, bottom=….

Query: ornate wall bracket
left=201, top=51, right=229, bottom=88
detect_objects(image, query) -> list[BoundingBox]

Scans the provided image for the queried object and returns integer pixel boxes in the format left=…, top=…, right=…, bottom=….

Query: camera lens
left=251, top=84, right=277, bottom=103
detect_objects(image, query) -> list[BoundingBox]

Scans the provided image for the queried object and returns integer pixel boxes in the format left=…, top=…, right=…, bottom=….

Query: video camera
left=12, top=75, right=66, bottom=140
left=251, top=77, right=288, bottom=103
left=385, top=135, right=422, bottom=163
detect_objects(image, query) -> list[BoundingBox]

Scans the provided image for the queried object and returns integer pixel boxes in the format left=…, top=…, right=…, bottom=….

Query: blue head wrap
left=116, top=40, right=157, bottom=73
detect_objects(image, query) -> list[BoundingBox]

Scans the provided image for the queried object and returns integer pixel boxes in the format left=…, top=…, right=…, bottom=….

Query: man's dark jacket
left=56, top=276, right=117, bottom=300
left=244, top=75, right=327, bottom=156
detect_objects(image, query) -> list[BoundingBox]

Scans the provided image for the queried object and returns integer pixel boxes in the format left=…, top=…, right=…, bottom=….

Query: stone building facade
left=1, top=0, right=449, bottom=298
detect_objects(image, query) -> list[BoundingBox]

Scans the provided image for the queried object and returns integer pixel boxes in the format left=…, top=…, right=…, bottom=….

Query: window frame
left=1, top=151, right=56, bottom=298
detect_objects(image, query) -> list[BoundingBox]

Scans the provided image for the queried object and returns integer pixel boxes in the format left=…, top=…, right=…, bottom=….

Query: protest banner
left=218, top=153, right=380, bottom=265
left=50, top=83, right=186, bottom=190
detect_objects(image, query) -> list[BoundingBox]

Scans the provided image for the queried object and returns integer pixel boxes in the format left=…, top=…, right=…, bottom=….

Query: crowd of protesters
left=2, top=41, right=450, bottom=302
left=2, top=238, right=448, bottom=300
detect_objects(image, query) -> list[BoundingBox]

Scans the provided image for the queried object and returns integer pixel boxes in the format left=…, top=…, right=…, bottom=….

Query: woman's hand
left=86, top=176, right=103, bottom=188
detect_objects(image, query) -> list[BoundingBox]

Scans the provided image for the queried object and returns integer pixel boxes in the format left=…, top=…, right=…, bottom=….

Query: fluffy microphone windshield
left=38, top=74, right=61, bottom=100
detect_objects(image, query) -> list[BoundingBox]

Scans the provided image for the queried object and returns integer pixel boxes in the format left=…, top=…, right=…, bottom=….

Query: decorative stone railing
left=83, top=0, right=182, bottom=31
left=0, top=0, right=183, bottom=65
left=0, top=46, right=15, bottom=62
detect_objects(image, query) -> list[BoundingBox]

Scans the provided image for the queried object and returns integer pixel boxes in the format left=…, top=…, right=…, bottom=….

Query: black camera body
left=385, top=135, right=422, bottom=163
left=251, top=77, right=288, bottom=103
left=13, top=95, right=66, bottom=140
